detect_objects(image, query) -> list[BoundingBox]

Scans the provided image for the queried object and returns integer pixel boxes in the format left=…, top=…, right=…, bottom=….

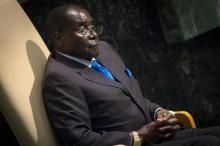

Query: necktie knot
left=91, top=59, right=101, bottom=69
left=91, top=59, right=115, bottom=80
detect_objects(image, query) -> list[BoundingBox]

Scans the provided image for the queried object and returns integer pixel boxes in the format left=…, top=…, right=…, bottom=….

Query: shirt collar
left=57, top=51, right=95, bottom=68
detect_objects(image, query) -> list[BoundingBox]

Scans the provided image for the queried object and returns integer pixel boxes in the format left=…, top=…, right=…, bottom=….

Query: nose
left=82, top=28, right=98, bottom=39
left=87, top=29, right=98, bottom=39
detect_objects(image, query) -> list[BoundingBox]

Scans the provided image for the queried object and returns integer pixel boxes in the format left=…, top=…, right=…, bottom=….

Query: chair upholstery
left=0, top=0, right=59, bottom=145
left=174, top=111, right=196, bottom=128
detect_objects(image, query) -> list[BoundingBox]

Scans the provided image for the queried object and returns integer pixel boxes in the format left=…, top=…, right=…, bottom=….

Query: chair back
left=0, top=0, right=59, bottom=145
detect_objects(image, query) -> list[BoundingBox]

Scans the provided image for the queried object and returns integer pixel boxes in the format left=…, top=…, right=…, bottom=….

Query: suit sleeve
left=42, top=73, right=132, bottom=146
left=143, top=98, right=162, bottom=119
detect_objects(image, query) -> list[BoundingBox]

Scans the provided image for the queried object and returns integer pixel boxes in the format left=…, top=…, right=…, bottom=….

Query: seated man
left=42, top=4, right=220, bottom=146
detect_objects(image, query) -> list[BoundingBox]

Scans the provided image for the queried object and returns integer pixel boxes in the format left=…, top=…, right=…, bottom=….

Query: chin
left=88, top=46, right=99, bottom=58
left=91, top=50, right=99, bottom=58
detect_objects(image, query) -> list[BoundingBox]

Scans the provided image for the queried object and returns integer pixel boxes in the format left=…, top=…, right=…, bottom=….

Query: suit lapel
left=77, top=68, right=129, bottom=92
left=97, top=57, right=132, bottom=95
left=54, top=52, right=129, bottom=93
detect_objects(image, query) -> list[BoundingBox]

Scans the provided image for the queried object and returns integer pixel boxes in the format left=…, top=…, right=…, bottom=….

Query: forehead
left=66, top=9, right=92, bottom=24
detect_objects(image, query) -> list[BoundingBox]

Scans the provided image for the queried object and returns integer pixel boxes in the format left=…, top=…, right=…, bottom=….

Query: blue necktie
left=91, top=59, right=115, bottom=80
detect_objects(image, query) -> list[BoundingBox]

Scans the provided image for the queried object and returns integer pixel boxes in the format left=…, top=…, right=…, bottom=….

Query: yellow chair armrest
left=172, top=111, right=196, bottom=128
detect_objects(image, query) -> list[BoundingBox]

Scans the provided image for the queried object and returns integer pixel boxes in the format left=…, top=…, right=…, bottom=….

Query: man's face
left=59, top=9, right=99, bottom=60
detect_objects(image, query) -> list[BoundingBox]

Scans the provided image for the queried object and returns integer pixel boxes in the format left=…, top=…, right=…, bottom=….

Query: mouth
left=88, top=40, right=98, bottom=48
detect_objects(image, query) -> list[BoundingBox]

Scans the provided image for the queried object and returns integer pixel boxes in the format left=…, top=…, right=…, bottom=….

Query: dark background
left=1, top=0, right=219, bottom=145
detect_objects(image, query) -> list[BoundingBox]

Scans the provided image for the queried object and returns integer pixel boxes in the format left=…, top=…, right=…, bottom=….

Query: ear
left=52, top=32, right=63, bottom=49
left=53, top=32, right=61, bottom=42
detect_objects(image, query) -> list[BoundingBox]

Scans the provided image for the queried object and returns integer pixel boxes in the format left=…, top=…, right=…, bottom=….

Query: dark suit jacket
left=42, top=41, right=161, bottom=146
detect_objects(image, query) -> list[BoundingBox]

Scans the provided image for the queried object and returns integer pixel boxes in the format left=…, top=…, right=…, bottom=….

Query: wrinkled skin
left=137, top=114, right=180, bottom=144
left=52, top=6, right=99, bottom=60
left=155, top=108, right=174, bottom=120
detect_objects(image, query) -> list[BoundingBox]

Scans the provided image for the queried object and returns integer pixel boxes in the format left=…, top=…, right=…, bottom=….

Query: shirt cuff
left=154, top=108, right=163, bottom=120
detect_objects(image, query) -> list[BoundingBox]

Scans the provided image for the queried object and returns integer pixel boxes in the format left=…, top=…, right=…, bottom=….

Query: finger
left=157, top=114, right=173, bottom=122
left=156, top=109, right=172, bottom=120
left=155, top=118, right=173, bottom=127
left=163, top=115, right=179, bottom=125
left=162, top=111, right=170, bottom=117
left=165, top=114, right=176, bottom=120
left=157, top=114, right=163, bottom=119
left=167, top=117, right=179, bottom=125
left=158, top=125, right=176, bottom=133
left=158, top=124, right=180, bottom=135
left=160, top=111, right=172, bottom=119
left=156, top=114, right=175, bottom=124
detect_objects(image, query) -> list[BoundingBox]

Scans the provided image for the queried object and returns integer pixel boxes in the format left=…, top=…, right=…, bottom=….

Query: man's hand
left=155, top=109, right=180, bottom=126
left=155, top=108, right=180, bottom=132
left=155, top=108, right=173, bottom=120
left=136, top=114, right=180, bottom=144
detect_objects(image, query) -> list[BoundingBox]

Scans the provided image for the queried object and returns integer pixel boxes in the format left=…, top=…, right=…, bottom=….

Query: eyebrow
left=77, top=19, right=93, bottom=26
left=78, top=22, right=86, bottom=26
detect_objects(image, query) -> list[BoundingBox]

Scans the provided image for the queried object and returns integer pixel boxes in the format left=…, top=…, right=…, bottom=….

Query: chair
left=0, top=0, right=59, bottom=145
left=0, top=0, right=195, bottom=146
left=173, top=111, right=196, bottom=128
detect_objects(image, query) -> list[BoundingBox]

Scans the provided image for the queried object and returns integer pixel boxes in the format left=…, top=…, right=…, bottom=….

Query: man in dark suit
left=42, top=4, right=220, bottom=146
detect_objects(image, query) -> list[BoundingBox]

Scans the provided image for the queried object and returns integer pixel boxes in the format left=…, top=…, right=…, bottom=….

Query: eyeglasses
left=76, top=25, right=103, bottom=37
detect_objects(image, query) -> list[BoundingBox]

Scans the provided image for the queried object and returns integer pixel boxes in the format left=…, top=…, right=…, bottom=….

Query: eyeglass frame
left=75, top=25, right=103, bottom=37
